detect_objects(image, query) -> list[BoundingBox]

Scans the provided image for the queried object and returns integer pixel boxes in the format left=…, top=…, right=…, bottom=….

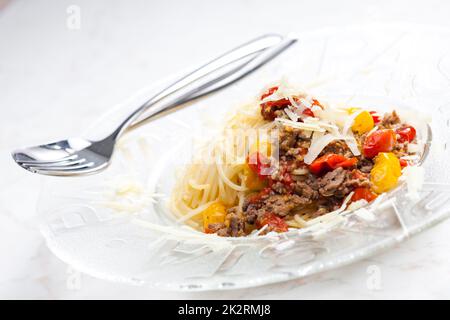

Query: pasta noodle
left=170, top=101, right=267, bottom=226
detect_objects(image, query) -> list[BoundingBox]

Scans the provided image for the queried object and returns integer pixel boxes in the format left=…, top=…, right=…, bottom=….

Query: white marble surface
left=1, top=0, right=450, bottom=299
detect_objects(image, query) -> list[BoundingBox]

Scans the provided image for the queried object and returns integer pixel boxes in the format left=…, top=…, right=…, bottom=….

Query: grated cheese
left=303, top=133, right=336, bottom=164
left=400, top=165, right=424, bottom=200
left=342, top=109, right=364, bottom=135
left=342, top=131, right=361, bottom=156
left=275, top=118, right=325, bottom=132
left=347, top=199, right=368, bottom=211
left=283, top=107, right=299, bottom=122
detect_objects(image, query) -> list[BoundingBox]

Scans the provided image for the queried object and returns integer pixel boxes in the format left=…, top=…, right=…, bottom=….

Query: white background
left=1, top=0, right=450, bottom=299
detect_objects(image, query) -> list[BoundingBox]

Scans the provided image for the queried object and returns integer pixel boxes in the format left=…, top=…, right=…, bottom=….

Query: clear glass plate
left=38, top=23, right=450, bottom=291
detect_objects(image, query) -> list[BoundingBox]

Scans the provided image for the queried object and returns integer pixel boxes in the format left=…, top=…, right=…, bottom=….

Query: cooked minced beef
left=358, top=157, right=374, bottom=173
left=381, top=111, right=401, bottom=127
left=317, top=167, right=349, bottom=197
left=205, top=106, right=415, bottom=237
left=207, top=223, right=228, bottom=236
left=317, top=167, right=370, bottom=198
left=229, top=212, right=245, bottom=237
left=209, top=208, right=246, bottom=237
left=320, top=140, right=353, bottom=158
left=392, top=141, right=409, bottom=157
left=263, top=194, right=309, bottom=216
left=294, top=178, right=320, bottom=200
left=261, top=104, right=287, bottom=121
left=279, top=127, right=311, bottom=159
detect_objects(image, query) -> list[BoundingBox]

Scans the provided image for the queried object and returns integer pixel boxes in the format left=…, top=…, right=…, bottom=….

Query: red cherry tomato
left=260, top=86, right=317, bottom=120
left=309, top=153, right=358, bottom=175
left=312, top=99, right=324, bottom=109
left=396, top=125, right=416, bottom=143
left=299, top=99, right=323, bottom=117
left=363, top=129, right=396, bottom=158
left=351, top=187, right=378, bottom=202
left=261, top=86, right=279, bottom=100
left=257, top=213, right=288, bottom=232
left=260, top=86, right=291, bottom=120
left=302, top=108, right=314, bottom=117
left=369, top=111, right=381, bottom=124
left=260, top=86, right=290, bottom=111
left=399, top=158, right=408, bottom=167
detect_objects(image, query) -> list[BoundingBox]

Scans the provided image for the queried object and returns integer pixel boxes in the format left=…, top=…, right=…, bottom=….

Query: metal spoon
left=12, top=34, right=297, bottom=176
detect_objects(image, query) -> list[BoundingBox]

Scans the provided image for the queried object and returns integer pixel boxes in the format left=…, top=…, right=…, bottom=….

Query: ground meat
left=347, top=173, right=371, bottom=189
left=317, top=167, right=349, bottom=197
left=243, top=193, right=310, bottom=225
left=293, top=174, right=320, bottom=200
left=320, top=140, right=353, bottom=158
left=317, top=167, right=372, bottom=198
left=261, top=101, right=290, bottom=121
left=245, top=208, right=258, bottom=225
left=229, top=213, right=245, bottom=237
left=312, top=206, right=330, bottom=217
left=358, top=157, right=374, bottom=173
left=279, top=128, right=297, bottom=152
left=392, top=141, right=409, bottom=157
left=269, top=181, right=290, bottom=194
left=207, top=207, right=247, bottom=237
left=268, top=160, right=297, bottom=194
left=264, top=194, right=311, bottom=216
left=277, top=128, right=311, bottom=164
left=315, top=198, right=342, bottom=215
left=381, top=111, right=400, bottom=128
left=207, top=223, right=228, bottom=237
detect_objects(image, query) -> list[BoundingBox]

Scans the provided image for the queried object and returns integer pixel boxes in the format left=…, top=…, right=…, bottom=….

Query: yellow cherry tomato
left=347, top=108, right=374, bottom=134
left=201, top=202, right=227, bottom=232
left=370, top=152, right=402, bottom=194
left=243, top=165, right=267, bottom=190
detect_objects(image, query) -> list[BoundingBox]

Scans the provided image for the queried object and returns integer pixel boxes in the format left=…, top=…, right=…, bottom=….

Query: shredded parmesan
left=347, top=199, right=368, bottom=211
left=303, top=117, right=340, bottom=132
left=304, top=133, right=336, bottom=164
left=288, top=96, right=304, bottom=113
left=342, top=131, right=361, bottom=156
left=275, top=118, right=325, bottom=132
left=342, top=109, right=364, bottom=135
left=284, top=107, right=299, bottom=122
left=366, top=125, right=379, bottom=137
left=400, top=165, right=424, bottom=200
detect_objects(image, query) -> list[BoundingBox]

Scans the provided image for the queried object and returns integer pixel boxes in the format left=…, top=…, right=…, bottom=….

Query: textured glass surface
left=38, top=24, right=450, bottom=291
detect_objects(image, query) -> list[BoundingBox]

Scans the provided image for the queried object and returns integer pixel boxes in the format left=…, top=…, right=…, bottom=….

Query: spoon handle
left=107, top=34, right=297, bottom=140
